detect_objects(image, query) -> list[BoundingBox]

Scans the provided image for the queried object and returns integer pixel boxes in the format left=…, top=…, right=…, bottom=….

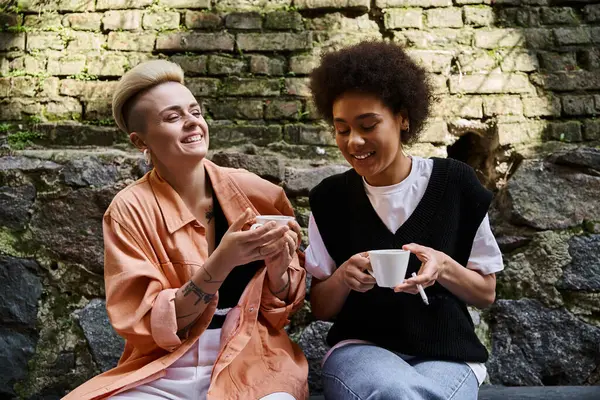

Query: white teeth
left=353, top=152, right=374, bottom=160
left=182, top=135, right=203, bottom=144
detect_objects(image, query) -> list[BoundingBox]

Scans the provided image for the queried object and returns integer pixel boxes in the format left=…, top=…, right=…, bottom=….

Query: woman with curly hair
left=305, top=41, right=503, bottom=399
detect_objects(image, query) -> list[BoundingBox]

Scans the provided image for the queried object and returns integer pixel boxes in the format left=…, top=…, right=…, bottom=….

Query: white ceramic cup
left=250, top=215, right=295, bottom=230
left=367, top=249, right=411, bottom=288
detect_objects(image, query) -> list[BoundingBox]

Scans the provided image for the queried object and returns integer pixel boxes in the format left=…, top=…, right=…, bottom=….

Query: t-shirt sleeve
left=466, top=213, right=504, bottom=275
left=305, top=213, right=337, bottom=280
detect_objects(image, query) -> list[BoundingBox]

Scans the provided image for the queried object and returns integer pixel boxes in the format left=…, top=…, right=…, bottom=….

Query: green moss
left=0, top=123, right=11, bottom=133
left=0, top=227, right=24, bottom=257
left=7, top=130, right=44, bottom=150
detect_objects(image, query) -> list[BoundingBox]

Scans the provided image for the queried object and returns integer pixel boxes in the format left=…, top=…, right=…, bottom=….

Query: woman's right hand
left=337, top=253, right=377, bottom=292
left=212, top=208, right=290, bottom=271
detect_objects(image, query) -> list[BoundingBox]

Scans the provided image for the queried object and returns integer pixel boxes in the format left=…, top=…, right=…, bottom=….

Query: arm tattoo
left=182, top=280, right=215, bottom=305
left=205, top=206, right=214, bottom=223
left=177, top=314, right=202, bottom=338
left=269, top=270, right=290, bottom=296
left=203, top=268, right=224, bottom=284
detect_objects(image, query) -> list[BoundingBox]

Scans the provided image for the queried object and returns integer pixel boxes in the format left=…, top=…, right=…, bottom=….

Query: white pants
left=110, top=328, right=295, bottom=400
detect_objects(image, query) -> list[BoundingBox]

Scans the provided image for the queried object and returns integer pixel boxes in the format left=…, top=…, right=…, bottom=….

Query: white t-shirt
left=304, top=156, right=504, bottom=385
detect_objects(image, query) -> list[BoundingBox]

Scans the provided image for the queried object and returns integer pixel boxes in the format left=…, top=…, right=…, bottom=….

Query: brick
left=522, top=96, right=561, bottom=117
left=157, top=32, right=235, bottom=51
left=545, top=121, right=582, bottom=142
left=418, top=119, right=452, bottom=144
left=284, top=78, right=311, bottom=97
left=500, top=50, right=539, bottom=72
left=376, top=0, right=451, bottom=6
left=66, top=32, right=106, bottom=51
left=407, top=50, right=453, bottom=73
left=265, top=100, right=302, bottom=120
left=554, top=28, right=591, bottom=46
left=207, top=99, right=264, bottom=119
left=214, top=0, right=291, bottom=12
left=103, top=10, right=142, bottom=31
left=17, top=56, right=46, bottom=76
left=593, top=27, right=600, bottom=44
left=167, top=0, right=210, bottom=7
left=425, top=8, right=463, bottom=28
left=0, top=13, right=21, bottom=29
left=63, top=13, right=102, bottom=31
left=24, top=14, right=62, bottom=30
left=463, top=6, right=494, bottom=26
left=541, top=7, right=578, bottom=25
left=295, top=0, right=370, bottom=9
left=249, top=55, right=285, bottom=76
left=221, top=78, right=280, bottom=96
left=433, top=96, right=483, bottom=118
left=483, top=96, right=523, bottom=116
left=579, top=48, right=600, bottom=70
left=496, top=7, right=540, bottom=27
left=584, top=5, right=600, bottom=22
left=209, top=122, right=282, bottom=148
left=60, top=80, right=119, bottom=99
left=305, top=100, right=320, bottom=120
left=454, top=0, right=491, bottom=4
left=583, top=119, right=600, bottom=140
left=87, top=54, right=129, bottom=77
left=108, top=32, right=156, bottom=51
left=449, top=73, right=535, bottom=94
left=40, top=77, right=61, bottom=98
left=430, top=74, right=448, bottom=94
left=10, top=77, right=37, bottom=97
left=530, top=71, right=600, bottom=91
left=562, top=95, right=597, bottom=116
left=186, top=78, right=220, bottom=97
left=289, top=54, right=318, bottom=75
left=47, top=55, right=87, bottom=76
left=208, top=55, right=247, bottom=75
left=19, top=0, right=95, bottom=12
left=143, top=12, right=180, bottom=30
left=84, top=100, right=112, bottom=120
left=45, top=97, right=83, bottom=119
left=0, top=33, right=25, bottom=51
left=306, top=13, right=379, bottom=31
left=538, top=52, right=577, bottom=72
left=0, top=79, right=10, bottom=97
left=0, top=98, right=42, bottom=120
left=170, top=55, right=207, bottom=76
left=385, top=9, right=423, bottom=29
left=524, top=28, right=554, bottom=49
left=474, top=29, right=524, bottom=48
left=264, top=11, right=303, bottom=30
left=457, top=51, right=498, bottom=73
left=225, top=12, right=262, bottom=29
left=185, top=11, right=223, bottom=29
left=128, top=53, right=157, bottom=69
left=497, top=119, right=545, bottom=145
left=283, top=124, right=334, bottom=145
left=395, top=29, right=472, bottom=48
left=237, top=33, right=312, bottom=51
left=96, top=0, right=153, bottom=10
left=27, top=32, right=64, bottom=51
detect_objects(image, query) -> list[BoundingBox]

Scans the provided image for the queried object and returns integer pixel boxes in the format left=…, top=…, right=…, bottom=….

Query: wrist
left=268, top=269, right=290, bottom=296
left=438, top=252, right=452, bottom=281
left=207, top=249, right=235, bottom=277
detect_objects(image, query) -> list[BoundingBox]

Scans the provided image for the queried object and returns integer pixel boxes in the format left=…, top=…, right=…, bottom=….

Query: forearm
left=174, top=253, right=232, bottom=336
left=438, top=257, right=496, bottom=309
left=310, top=268, right=351, bottom=321
left=267, top=268, right=291, bottom=301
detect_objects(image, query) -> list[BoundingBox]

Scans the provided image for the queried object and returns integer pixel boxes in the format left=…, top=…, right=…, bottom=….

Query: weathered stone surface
left=214, top=0, right=291, bottom=11
left=30, top=186, right=117, bottom=274
left=305, top=12, right=379, bottom=32
left=296, top=0, right=369, bottom=9
left=531, top=71, right=600, bottom=91
left=266, top=100, right=302, bottom=120
left=23, top=13, right=63, bottom=30
left=170, top=55, right=207, bottom=76
left=425, top=8, right=463, bottom=28
left=156, top=32, right=235, bottom=51
left=209, top=122, right=282, bottom=147
left=418, top=119, right=453, bottom=144
left=225, top=12, right=262, bottom=29
left=237, top=33, right=312, bottom=51
left=554, top=27, right=592, bottom=46
left=289, top=54, right=318, bottom=75
left=395, top=28, right=473, bottom=48
left=523, top=96, right=561, bottom=117
left=66, top=31, right=106, bottom=51
left=500, top=50, right=539, bottom=72
left=102, top=10, right=142, bottom=31
left=108, top=32, right=156, bottom=52
left=562, top=95, right=597, bottom=116
left=0, top=328, right=37, bottom=398
left=142, top=11, right=180, bottom=30
left=483, top=96, right=523, bottom=116
left=0, top=256, right=41, bottom=326
left=283, top=124, right=335, bottom=145
left=61, top=156, right=119, bottom=188
left=584, top=4, right=600, bottom=22
left=26, top=32, right=64, bottom=51
left=541, top=7, right=578, bottom=25
left=385, top=9, right=423, bottom=29
left=498, top=231, right=570, bottom=307
left=167, top=0, right=210, bottom=7
left=96, top=0, right=153, bottom=10
left=407, top=50, right=453, bottom=73
left=47, top=55, right=86, bottom=76
left=208, top=55, right=247, bottom=75
left=264, top=11, right=303, bottom=31
left=185, top=11, right=223, bottom=29
left=211, top=152, right=285, bottom=182
left=475, top=28, right=553, bottom=49
left=77, top=299, right=124, bottom=372
left=504, top=158, right=600, bottom=230
left=285, top=78, right=311, bottom=97
left=488, top=299, right=600, bottom=385
left=207, top=99, right=264, bottom=120
left=284, top=165, right=349, bottom=195
left=463, top=6, right=494, bottom=26
left=221, top=78, right=280, bottom=96
left=449, top=73, right=535, bottom=94
left=187, top=78, right=220, bottom=97
left=377, top=0, right=451, bottom=6
left=63, top=12, right=103, bottom=31
left=249, top=55, right=286, bottom=76
left=0, top=185, right=36, bottom=231
left=1, top=34, right=25, bottom=52
left=558, top=235, right=600, bottom=291
left=297, top=321, right=332, bottom=394
left=546, top=121, right=582, bottom=142
left=433, top=96, right=483, bottom=119
left=538, top=51, right=577, bottom=72
left=60, top=80, right=118, bottom=99
left=584, top=119, right=600, bottom=140
left=19, top=0, right=95, bottom=12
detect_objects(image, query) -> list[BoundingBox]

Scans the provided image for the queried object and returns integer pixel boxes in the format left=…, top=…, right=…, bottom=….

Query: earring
left=143, top=148, right=152, bottom=166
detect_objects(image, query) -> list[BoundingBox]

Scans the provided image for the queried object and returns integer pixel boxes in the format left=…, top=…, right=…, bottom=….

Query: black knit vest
left=309, top=158, right=492, bottom=363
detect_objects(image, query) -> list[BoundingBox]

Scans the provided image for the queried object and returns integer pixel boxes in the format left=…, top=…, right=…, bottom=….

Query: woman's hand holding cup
left=338, top=253, right=376, bottom=293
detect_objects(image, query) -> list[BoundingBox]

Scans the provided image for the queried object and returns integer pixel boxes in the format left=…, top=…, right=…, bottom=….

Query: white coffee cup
left=367, top=249, right=411, bottom=288
left=251, top=215, right=295, bottom=230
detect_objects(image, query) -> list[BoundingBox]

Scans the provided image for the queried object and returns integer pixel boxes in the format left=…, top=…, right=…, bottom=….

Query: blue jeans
left=321, top=344, right=478, bottom=400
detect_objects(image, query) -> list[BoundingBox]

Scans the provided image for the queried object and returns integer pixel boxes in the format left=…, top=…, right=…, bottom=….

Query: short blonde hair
left=112, top=60, right=184, bottom=134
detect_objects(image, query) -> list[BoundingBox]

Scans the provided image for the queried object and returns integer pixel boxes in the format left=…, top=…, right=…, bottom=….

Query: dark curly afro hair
left=309, top=41, right=433, bottom=144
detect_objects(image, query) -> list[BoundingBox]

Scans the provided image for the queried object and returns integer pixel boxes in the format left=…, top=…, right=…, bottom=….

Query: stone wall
left=0, top=0, right=599, bottom=398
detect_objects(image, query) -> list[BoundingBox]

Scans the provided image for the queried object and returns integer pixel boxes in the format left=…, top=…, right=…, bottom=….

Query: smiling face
left=333, top=92, right=409, bottom=186
left=128, top=81, right=209, bottom=172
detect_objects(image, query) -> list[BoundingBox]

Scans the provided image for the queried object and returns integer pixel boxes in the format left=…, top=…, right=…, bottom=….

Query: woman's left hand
left=264, top=219, right=301, bottom=289
left=394, top=243, right=448, bottom=294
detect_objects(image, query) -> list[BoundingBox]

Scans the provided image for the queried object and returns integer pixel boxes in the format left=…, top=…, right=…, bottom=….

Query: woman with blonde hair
left=63, top=60, right=308, bottom=400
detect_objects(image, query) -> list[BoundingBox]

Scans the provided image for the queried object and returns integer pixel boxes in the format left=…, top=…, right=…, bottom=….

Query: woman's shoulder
left=216, top=163, right=285, bottom=199
left=105, top=173, right=155, bottom=221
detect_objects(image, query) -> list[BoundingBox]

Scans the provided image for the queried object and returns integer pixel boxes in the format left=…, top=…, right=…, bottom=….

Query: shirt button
left=249, top=307, right=254, bottom=312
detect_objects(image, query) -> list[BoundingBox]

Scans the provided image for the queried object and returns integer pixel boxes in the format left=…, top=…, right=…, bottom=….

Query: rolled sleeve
left=260, top=259, right=306, bottom=330
left=150, top=288, right=181, bottom=351
left=467, top=214, right=504, bottom=275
